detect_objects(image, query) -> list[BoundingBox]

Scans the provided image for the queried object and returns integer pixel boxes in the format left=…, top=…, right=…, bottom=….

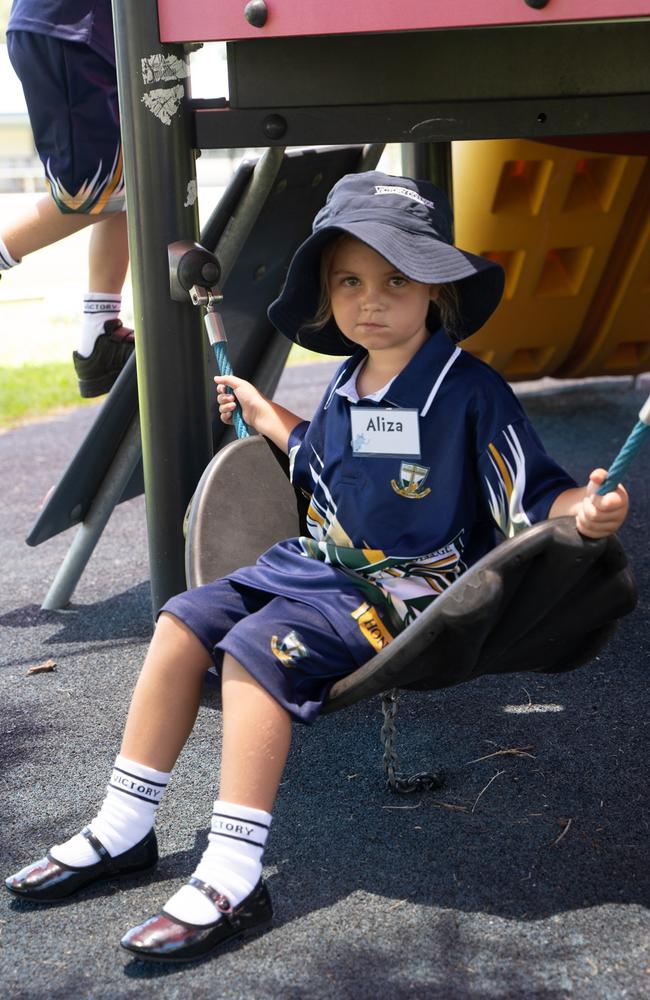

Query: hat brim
left=268, top=222, right=505, bottom=355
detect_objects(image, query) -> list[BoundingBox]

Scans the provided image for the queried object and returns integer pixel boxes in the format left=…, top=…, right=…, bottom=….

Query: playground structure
left=27, top=1, right=650, bottom=619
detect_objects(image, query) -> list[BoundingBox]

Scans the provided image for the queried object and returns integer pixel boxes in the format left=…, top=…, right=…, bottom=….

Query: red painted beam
left=158, top=1, right=650, bottom=43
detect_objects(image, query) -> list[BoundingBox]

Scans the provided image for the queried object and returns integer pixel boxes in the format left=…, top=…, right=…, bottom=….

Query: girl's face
left=327, top=237, right=438, bottom=358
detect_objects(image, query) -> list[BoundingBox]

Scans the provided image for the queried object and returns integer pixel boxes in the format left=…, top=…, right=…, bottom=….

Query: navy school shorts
left=160, top=579, right=371, bottom=725
left=7, top=31, right=125, bottom=214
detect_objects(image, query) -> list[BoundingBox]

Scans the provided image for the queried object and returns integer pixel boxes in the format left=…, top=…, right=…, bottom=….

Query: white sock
left=164, top=800, right=271, bottom=926
left=0, top=236, right=20, bottom=269
left=50, top=755, right=170, bottom=867
left=77, top=293, right=122, bottom=356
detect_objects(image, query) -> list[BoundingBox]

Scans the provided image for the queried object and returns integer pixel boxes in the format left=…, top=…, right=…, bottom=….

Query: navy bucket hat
left=268, top=170, right=505, bottom=355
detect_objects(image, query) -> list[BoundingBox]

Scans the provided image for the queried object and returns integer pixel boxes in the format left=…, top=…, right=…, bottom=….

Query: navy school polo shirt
left=8, top=0, right=115, bottom=65
left=227, top=331, right=576, bottom=653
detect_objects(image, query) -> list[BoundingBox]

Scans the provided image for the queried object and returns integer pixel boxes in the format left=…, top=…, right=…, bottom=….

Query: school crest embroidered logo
left=270, top=630, right=309, bottom=666
left=390, top=462, right=432, bottom=499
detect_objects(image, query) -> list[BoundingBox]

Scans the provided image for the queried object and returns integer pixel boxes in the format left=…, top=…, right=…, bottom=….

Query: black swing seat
left=185, top=436, right=637, bottom=713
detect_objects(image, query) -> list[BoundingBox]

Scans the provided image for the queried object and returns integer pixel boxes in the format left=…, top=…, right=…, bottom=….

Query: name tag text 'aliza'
left=350, top=407, right=421, bottom=458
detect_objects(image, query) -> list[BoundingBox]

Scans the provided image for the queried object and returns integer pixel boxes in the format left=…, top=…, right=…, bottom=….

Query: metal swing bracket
left=168, top=240, right=221, bottom=303
left=168, top=239, right=249, bottom=441
left=168, top=240, right=232, bottom=353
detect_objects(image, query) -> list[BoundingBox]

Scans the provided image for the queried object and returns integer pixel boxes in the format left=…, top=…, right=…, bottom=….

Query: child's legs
left=88, top=211, right=129, bottom=293
left=219, top=653, right=292, bottom=813
left=148, top=652, right=290, bottom=927
left=121, top=580, right=268, bottom=771
left=120, top=612, right=213, bottom=772
left=5, top=32, right=125, bottom=261
left=2, top=194, right=101, bottom=260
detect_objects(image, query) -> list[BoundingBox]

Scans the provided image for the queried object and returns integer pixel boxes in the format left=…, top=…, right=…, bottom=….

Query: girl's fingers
left=579, top=470, right=628, bottom=537
left=577, top=494, right=628, bottom=536
left=586, top=471, right=627, bottom=501
left=577, top=511, right=623, bottom=535
left=214, top=374, right=244, bottom=391
left=586, top=490, right=628, bottom=521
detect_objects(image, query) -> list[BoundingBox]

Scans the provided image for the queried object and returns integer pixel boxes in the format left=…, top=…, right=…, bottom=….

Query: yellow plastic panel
left=557, top=162, right=650, bottom=378
left=452, top=139, right=647, bottom=380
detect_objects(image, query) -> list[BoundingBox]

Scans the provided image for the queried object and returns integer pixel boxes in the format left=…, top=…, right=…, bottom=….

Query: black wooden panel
left=227, top=22, right=650, bottom=109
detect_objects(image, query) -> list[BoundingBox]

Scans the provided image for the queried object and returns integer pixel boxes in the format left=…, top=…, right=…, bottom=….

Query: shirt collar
left=334, top=357, right=397, bottom=404
left=325, top=331, right=461, bottom=414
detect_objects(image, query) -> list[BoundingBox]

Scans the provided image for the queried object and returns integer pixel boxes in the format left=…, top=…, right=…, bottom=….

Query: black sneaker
left=73, top=319, right=135, bottom=398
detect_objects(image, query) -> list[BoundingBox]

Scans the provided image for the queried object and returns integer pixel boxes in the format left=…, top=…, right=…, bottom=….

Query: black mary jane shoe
left=5, top=827, right=158, bottom=903
left=120, top=876, right=273, bottom=963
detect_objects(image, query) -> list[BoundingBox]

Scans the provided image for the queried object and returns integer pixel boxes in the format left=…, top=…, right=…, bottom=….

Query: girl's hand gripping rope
left=216, top=375, right=268, bottom=430
left=570, top=390, right=649, bottom=537
left=215, top=375, right=305, bottom=455
left=575, top=468, right=629, bottom=539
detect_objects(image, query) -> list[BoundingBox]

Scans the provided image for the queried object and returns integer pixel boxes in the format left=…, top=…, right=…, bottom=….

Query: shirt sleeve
left=287, top=359, right=352, bottom=490
left=288, top=420, right=311, bottom=487
left=477, top=417, right=578, bottom=538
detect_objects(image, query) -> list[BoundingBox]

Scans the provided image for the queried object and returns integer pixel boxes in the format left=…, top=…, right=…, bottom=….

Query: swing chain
left=380, top=689, right=444, bottom=794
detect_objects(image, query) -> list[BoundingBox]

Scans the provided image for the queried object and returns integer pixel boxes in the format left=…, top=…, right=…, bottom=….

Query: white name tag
left=350, top=407, right=421, bottom=458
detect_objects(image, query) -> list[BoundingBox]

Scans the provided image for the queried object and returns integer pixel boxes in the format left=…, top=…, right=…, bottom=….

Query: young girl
left=5, top=171, right=629, bottom=962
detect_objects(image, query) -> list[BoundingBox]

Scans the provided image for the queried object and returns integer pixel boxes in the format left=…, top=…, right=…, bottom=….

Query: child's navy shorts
left=7, top=31, right=125, bottom=214
left=160, top=579, right=373, bottom=725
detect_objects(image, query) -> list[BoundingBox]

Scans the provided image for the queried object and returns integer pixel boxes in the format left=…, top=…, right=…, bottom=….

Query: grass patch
left=0, top=362, right=97, bottom=430
left=0, top=348, right=337, bottom=431
left=287, top=344, right=337, bottom=366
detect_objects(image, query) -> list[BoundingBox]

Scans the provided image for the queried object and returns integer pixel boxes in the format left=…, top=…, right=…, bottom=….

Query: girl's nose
left=360, top=283, right=384, bottom=309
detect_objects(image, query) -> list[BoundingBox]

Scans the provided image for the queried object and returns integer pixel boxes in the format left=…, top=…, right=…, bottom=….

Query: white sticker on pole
left=141, top=85, right=184, bottom=126
left=141, top=54, right=189, bottom=85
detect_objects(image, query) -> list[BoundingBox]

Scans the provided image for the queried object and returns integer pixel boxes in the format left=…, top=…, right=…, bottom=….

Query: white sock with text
left=50, top=755, right=170, bottom=866
left=163, top=800, right=271, bottom=925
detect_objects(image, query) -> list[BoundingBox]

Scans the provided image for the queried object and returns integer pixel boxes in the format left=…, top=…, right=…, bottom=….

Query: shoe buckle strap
left=81, top=826, right=116, bottom=873
left=188, top=876, right=232, bottom=915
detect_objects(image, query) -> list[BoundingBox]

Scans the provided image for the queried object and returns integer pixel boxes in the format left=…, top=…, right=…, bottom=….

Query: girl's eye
left=341, top=276, right=360, bottom=287
left=389, top=276, right=408, bottom=287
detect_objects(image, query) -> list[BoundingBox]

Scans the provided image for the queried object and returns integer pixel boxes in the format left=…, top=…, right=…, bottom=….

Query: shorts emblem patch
left=271, top=630, right=310, bottom=666
left=351, top=602, right=393, bottom=652
left=390, top=462, right=432, bottom=500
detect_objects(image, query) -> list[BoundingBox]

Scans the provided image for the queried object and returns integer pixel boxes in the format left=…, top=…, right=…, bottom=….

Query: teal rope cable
left=212, top=341, right=250, bottom=440
left=598, top=393, right=650, bottom=495
left=204, top=305, right=250, bottom=440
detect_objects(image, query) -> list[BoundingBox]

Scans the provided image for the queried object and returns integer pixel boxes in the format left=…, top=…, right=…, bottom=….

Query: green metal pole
left=112, top=0, right=212, bottom=614
left=401, top=143, right=454, bottom=203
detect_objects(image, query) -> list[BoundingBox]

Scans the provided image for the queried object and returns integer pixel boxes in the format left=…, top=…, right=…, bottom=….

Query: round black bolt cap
left=244, top=1, right=268, bottom=27
left=524, top=0, right=550, bottom=8
left=177, top=248, right=221, bottom=291
left=263, top=114, right=287, bottom=140
left=200, top=262, right=220, bottom=286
